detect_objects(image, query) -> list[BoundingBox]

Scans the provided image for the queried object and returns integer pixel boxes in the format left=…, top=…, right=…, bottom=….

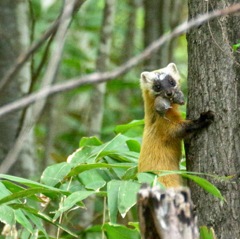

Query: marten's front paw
left=199, top=110, right=214, bottom=125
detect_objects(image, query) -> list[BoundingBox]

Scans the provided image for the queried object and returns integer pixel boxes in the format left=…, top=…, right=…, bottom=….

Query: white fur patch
left=140, top=63, right=181, bottom=91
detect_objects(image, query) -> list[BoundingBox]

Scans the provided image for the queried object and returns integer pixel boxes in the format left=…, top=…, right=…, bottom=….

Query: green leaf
left=41, top=162, right=72, bottom=186
left=15, top=209, right=34, bottom=233
left=0, top=187, right=66, bottom=205
left=103, top=223, right=140, bottom=239
left=2, top=180, right=41, bottom=203
left=9, top=204, right=78, bottom=238
left=107, top=180, right=122, bottom=223
left=80, top=136, right=103, bottom=147
left=2, top=180, right=30, bottom=194
left=200, top=226, right=216, bottom=239
left=137, top=172, right=160, bottom=187
left=232, top=42, right=240, bottom=52
left=78, top=169, right=106, bottom=190
left=79, top=134, right=139, bottom=165
left=114, top=120, right=144, bottom=134
left=104, top=157, right=129, bottom=179
left=68, top=162, right=132, bottom=177
left=180, top=157, right=186, bottom=170
left=67, top=147, right=93, bottom=164
left=0, top=182, right=11, bottom=199
left=94, top=134, right=139, bottom=163
left=68, top=134, right=139, bottom=166
left=128, top=222, right=140, bottom=231
left=182, top=174, right=224, bottom=200
left=118, top=181, right=140, bottom=218
left=0, top=205, right=15, bottom=225
left=121, top=166, right=138, bottom=180
left=53, top=191, right=96, bottom=220
left=82, top=225, right=102, bottom=239
left=126, top=139, right=141, bottom=153
left=24, top=211, right=49, bottom=239
left=0, top=174, right=68, bottom=192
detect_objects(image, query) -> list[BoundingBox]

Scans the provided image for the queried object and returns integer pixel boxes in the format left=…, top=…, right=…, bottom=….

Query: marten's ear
left=166, top=63, right=178, bottom=74
left=166, top=63, right=180, bottom=84
left=141, top=71, right=155, bottom=84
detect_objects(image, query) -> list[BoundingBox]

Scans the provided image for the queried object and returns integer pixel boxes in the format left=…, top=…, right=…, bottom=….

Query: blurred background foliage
left=29, top=0, right=188, bottom=172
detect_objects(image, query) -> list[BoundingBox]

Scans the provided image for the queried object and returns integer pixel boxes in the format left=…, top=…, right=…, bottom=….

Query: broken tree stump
left=137, top=185, right=199, bottom=239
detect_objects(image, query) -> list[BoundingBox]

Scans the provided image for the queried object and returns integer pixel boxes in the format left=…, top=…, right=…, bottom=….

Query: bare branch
left=0, top=3, right=239, bottom=118
left=0, top=0, right=78, bottom=173
left=0, top=0, right=84, bottom=92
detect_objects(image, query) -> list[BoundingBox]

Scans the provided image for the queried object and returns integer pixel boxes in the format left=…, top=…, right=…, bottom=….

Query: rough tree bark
left=0, top=1, right=35, bottom=177
left=138, top=186, right=199, bottom=239
left=186, top=1, right=240, bottom=238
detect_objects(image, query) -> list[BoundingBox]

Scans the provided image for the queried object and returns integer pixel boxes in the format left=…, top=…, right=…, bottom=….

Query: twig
left=0, top=0, right=84, bottom=92
left=0, top=3, right=239, bottom=119
left=0, top=0, right=77, bottom=174
left=0, top=17, right=57, bottom=91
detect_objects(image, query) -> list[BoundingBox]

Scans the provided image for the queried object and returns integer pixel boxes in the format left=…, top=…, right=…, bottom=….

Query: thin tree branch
left=0, top=0, right=84, bottom=92
left=0, top=3, right=239, bottom=119
left=0, top=18, right=57, bottom=92
left=0, top=0, right=78, bottom=174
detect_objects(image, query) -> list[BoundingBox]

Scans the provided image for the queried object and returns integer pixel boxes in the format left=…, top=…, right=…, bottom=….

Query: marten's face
left=141, top=63, right=180, bottom=96
left=140, top=63, right=184, bottom=105
left=152, top=74, right=177, bottom=94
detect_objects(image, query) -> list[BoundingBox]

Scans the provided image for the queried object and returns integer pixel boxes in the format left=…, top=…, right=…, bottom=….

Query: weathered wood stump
left=137, top=185, right=199, bottom=239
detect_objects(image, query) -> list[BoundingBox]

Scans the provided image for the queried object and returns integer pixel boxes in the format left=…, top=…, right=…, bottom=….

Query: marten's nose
left=165, top=90, right=174, bottom=97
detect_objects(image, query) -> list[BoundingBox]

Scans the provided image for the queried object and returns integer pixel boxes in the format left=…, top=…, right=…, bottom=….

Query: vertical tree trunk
left=167, top=0, right=186, bottom=63
left=87, top=0, right=116, bottom=137
left=121, top=0, right=138, bottom=63
left=143, top=0, right=186, bottom=69
left=143, top=0, right=164, bottom=69
left=0, top=1, right=35, bottom=177
left=186, top=1, right=240, bottom=238
left=138, top=186, right=199, bottom=239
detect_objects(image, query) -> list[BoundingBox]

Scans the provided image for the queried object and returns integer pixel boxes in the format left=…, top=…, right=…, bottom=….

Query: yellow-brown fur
left=138, top=63, right=214, bottom=188
left=138, top=87, right=183, bottom=187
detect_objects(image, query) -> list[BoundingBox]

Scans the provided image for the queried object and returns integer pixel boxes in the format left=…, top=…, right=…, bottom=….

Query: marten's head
left=140, top=63, right=184, bottom=105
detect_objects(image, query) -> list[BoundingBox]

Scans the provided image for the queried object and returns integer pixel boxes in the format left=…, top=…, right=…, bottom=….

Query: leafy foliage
left=0, top=120, right=224, bottom=238
left=232, top=40, right=240, bottom=52
left=0, top=1, right=224, bottom=238
left=200, top=226, right=217, bottom=239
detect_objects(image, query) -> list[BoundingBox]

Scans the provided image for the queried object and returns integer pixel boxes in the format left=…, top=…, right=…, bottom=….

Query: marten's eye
left=153, top=82, right=162, bottom=92
left=168, top=78, right=176, bottom=87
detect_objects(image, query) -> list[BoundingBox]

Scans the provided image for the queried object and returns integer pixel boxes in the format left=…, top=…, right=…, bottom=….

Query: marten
left=138, top=63, right=214, bottom=187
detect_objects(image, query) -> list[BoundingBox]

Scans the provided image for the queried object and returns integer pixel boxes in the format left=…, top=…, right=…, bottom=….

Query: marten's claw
left=200, top=111, right=215, bottom=124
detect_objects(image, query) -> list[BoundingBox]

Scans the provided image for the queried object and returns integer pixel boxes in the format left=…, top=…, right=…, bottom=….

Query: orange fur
left=138, top=63, right=214, bottom=187
left=138, top=86, right=183, bottom=187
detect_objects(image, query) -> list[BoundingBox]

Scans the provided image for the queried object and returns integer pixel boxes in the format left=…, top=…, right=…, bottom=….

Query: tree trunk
left=143, top=0, right=187, bottom=69
left=87, top=0, right=116, bottom=137
left=166, top=0, right=186, bottom=64
left=121, top=0, right=138, bottom=63
left=186, top=1, right=240, bottom=238
left=143, top=0, right=164, bottom=70
left=0, top=1, right=35, bottom=177
left=138, top=186, right=199, bottom=239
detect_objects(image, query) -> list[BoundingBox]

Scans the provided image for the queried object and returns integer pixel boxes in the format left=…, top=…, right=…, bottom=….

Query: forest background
left=0, top=0, right=239, bottom=238
left=0, top=0, right=188, bottom=176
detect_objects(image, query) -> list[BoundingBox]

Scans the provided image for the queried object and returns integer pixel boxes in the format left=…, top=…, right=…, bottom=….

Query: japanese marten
left=138, top=63, right=214, bottom=187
